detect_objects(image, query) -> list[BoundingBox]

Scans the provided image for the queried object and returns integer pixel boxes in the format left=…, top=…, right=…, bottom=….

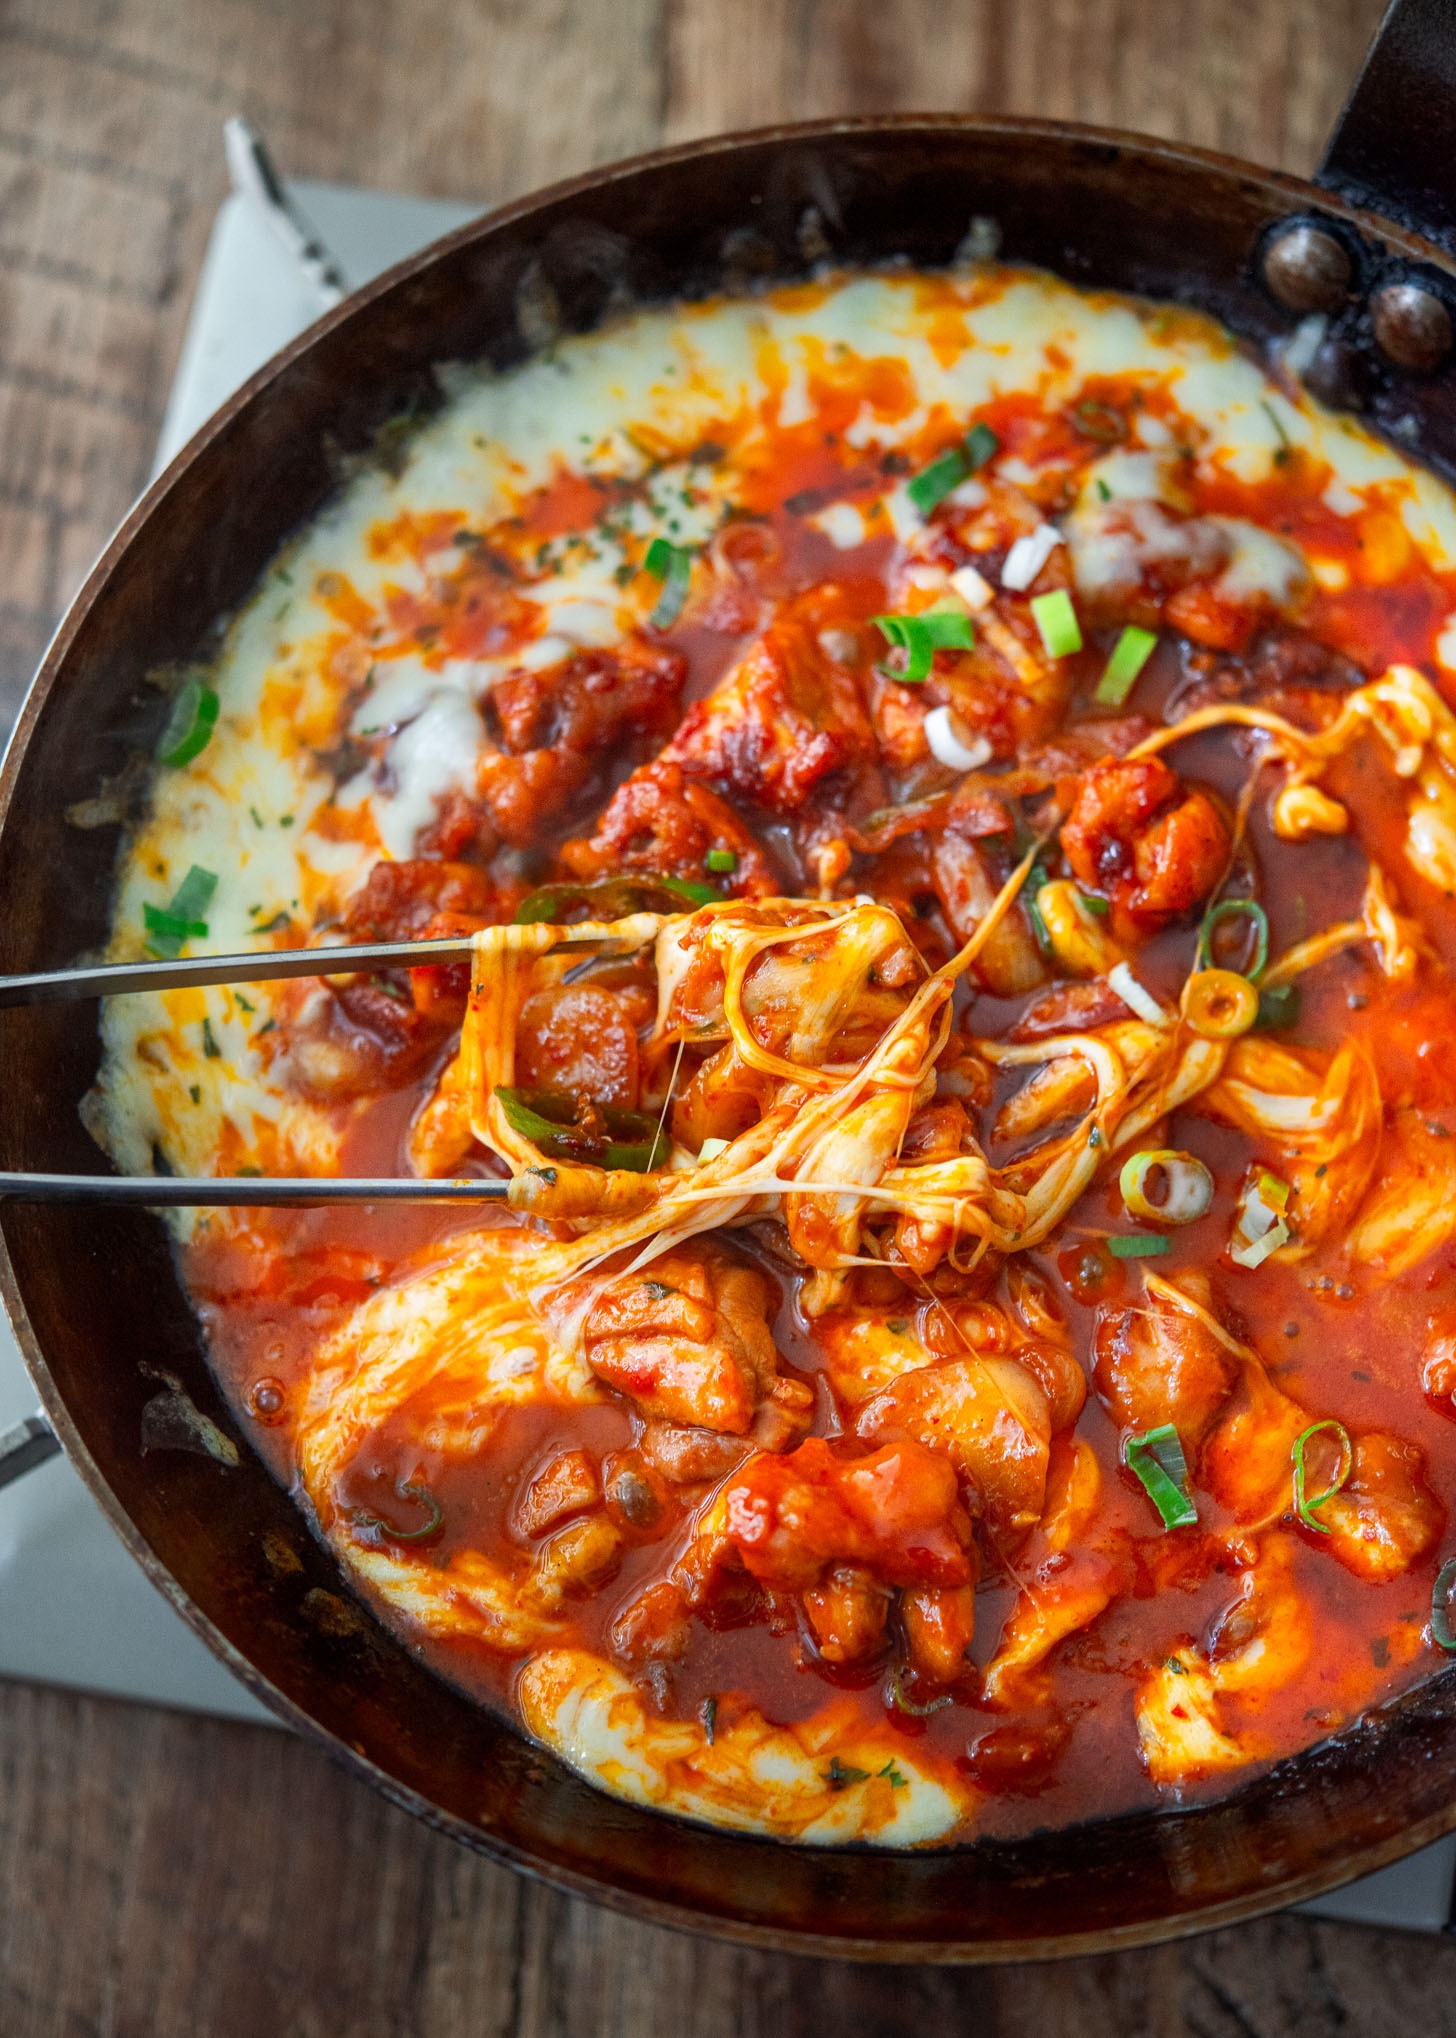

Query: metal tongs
left=0, top=935, right=517, bottom=1207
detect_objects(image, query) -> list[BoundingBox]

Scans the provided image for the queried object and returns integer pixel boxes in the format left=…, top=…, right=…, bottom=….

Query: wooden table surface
left=3, top=0, right=1455, bottom=2031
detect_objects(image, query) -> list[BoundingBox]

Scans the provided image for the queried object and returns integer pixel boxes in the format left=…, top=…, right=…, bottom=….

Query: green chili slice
left=1432, top=1558, right=1456, bottom=1652
left=157, top=674, right=220, bottom=767
left=1292, top=1419, right=1353, bottom=1534
left=1125, top=1422, right=1197, bottom=1529
left=513, top=874, right=718, bottom=925
left=705, top=847, right=738, bottom=873
left=495, top=1086, right=668, bottom=1172
left=1195, top=898, right=1270, bottom=981
left=643, top=537, right=694, bottom=627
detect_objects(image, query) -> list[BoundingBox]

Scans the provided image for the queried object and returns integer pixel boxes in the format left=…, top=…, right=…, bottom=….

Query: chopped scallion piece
left=1108, top=1232, right=1170, bottom=1258
left=643, top=537, right=694, bottom=626
left=872, top=609, right=975, bottom=682
left=1029, top=588, right=1082, bottom=658
left=1291, top=1419, right=1353, bottom=1534
left=1432, top=1558, right=1456, bottom=1652
left=1080, top=891, right=1110, bottom=917
left=1195, top=897, right=1270, bottom=981
left=1258, top=1171, right=1292, bottom=1211
left=706, top=847, right=738, bottom=873
left=1094, top=625, right=1157, bottom=706
left=964, top=421, right=1001, bottom=472
left=1119, top=1148, right=1214, bottom=1226
left=1125, top=1422, right=1197, bottom=1529
left=142, top=864, right=218, bottom=959
left=907, top=448, right=970, bottom=515
left=157, top=675, right=220, bottom=767
left=1256, top=982, right=1301, bottom=1030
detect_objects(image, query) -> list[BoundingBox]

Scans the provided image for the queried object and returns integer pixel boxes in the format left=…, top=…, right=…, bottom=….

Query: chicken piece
left=639, top=1423, right=752, bottom=1485
left=476, top=638, right=684, bottom=844
left=559, top=757, right=779, bottom=896
left=932, top=832, right=1048, bottom=995
left=1201, top=1360, right=1308, bottom=1523
left=1347, top=1108, right=1456, bottom=1278
left=513, top=1448, right=602, bottom=1538
left=803, top=1563, right=892, bottom=1663
left=1203, top=1534, right=1313, bottom=1697
left=664, top=595, right=877, bottom=814
left=528, top=1514, right=623, bottom=1610
left=980, top=1438, right=1112, bottom=1709
left=994, top=1056, right=1098, bottom=1147
left=609, top=1579, right=691, bottom=1664
left=581, top=1246, right=781, bottom=1435
left=288, top=859, right=500, bottom=1098
left=1316, top=1433, right=1443, bottom=1582
left=855, top=1354, right=1051, bottom=1538
left=720, top=1435, right=973, bottom=1593
left=1136, top=1651, right=1248, bottom=1786
left=670, top=1043, right=779, bottom=1150
left=1059, top=756, right=1229, bottom=931
left=1092, top=1275, right=1238, bottom=1448
left=901, top=1582, right=978, bottom=1686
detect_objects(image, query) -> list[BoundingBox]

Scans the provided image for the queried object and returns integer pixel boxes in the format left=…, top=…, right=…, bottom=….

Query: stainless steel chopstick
left=0, top=1173, right=512, bottom=1205
left=0, top=935, right=478, bottom=1008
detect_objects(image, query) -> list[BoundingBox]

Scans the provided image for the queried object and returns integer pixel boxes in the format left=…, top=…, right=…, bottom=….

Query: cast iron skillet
left=4, top=0, right=1456, bottom=1964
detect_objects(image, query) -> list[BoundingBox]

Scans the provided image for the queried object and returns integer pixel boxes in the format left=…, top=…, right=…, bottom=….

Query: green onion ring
left=1291, top=1419, right=1353, bottom=1534
left=1195, top=898, right=1270, bottom=981
left=1118, top=1148, right=1214, bottom=1226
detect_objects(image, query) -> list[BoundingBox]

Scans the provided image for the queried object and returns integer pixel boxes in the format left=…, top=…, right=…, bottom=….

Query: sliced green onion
left=1021, top=860, right=1053, bottom=955
left=1229, top=1168, right=1292, bottom=1268
left=1195, top=898, right=1270, bottom=981
left=964, top=422, right=1001, bottom=472
left=872, top=609, right=975, bottom=682
left=143, top=864, right=218, bottom=958
left=1125, top=1422, right=1197, bottom=1529
left=825, top=1755, right=871, bottom=1789
left=1431, top=1558, right=1456, bottom=1652
left=1094, top=626, right=1157, bottom=707
left=1029, top=589, right=1083, bottom=658
left=1080, top=892, right=1110, bottom=917
left=643, top=537, right=694, bottom=626
left=706, top=847, right=738, bottom=873
left=1292, top=1420, right=1353, bottom=1534
left=514, top=874, right=717, bottom=925
left=1108, top=1232, right=1170, bottom=1258
left=1258, top=1171, right=1291, bottom=1211
left=907, top=448, right=970, bottom=515
left=1119, top=1148, right=1214, bottom=1226
left=157, top=675, right=220, bottom=767
left=1256, top=983, right=1301, bottom=1030
left=495, top=1085, right=668, bottom=1172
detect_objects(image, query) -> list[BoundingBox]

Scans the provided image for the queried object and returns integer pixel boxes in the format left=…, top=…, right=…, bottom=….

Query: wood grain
left=2, top=0, right=1449, bottom=2031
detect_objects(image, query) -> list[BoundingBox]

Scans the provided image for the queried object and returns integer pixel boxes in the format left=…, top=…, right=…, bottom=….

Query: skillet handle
left=1318, top=0, right=1456, bottom=252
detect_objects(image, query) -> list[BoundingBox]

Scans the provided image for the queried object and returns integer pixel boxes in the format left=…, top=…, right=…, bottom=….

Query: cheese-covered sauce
left=90, top=264, right=1456, bottom=1845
